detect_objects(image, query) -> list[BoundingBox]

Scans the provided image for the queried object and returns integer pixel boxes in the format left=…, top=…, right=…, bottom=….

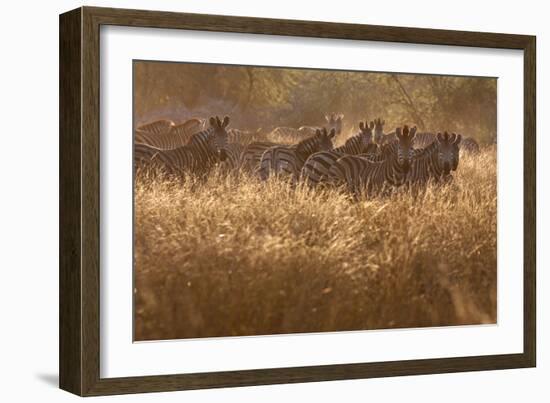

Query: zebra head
left=325, top=113, right=344, bottom=137
left=436, top=132, right=462, bottom=174
left=358, top=120, right=375, bottom=151
left=395, top=125, right=417, bottom=171
left=315, top=127, right=337, bottom=151
left=207, top=116, right=230, bottom=161
left=373, top=118, right=385, bottom=143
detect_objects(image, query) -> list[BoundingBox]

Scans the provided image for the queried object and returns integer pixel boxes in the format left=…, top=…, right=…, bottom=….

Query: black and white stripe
left=300, top=120, right=376, bottom=187
left=460, top=137, right=480, bottom=154
left=219, top=142, right=246, bottom=174
left=298, top=113, right=344, bottom=138
left=227, top=127, right=263, bottom=146
left=268, top=113, right=344, bottom=144
left=405, top=132, right=462, bottom=186
left=327, top=126, right=417, bottom=197
left=259, top=128, right=336, bottom=182
left=135, top=118, right=204, bottom=150
left=135, top=116, right=230, bottom=177
left=239, top=141, right=281, bottom=173
left=135, top=119, right=175, bottom=135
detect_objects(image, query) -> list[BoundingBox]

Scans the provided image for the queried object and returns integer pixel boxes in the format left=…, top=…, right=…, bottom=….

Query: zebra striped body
left=405, top=143, right=449, bottom=186
left=460, top=137, right=480, bottom=154
left=300, top=121, right=375, bottom=187
left=406, top=132, right=462, bottom=186
left=135, top=116, right=230, bottom=177
left=327, top=143, right=409, bottom=197
left=135, top=118, right=204, bottom=150
left=379, top=131, right=435, bottom=149
left=327, top=126, right=417, bottom=197
left=134, top=142, right=163, bottom=171
left=259, top=128, right=336, bottom=182
left=268, top=127, right=308, bottom=144
left=239, top=141, right=281, bottom=172
left=267, top=113, right=344, bottom=144
left=379, top=130, right=457, bottom=150
left=219, top=143, right=246, bottom=174
left=299, top=113, right=344, bottom=139
left=227, top=128, right=262, bottom=145
left=136, top=119, right=174, bottom=135
left=412, top=132, right=437, bottom=148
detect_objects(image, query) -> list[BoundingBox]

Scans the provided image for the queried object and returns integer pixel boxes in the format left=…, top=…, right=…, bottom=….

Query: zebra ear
left=329, top=128, right=336, bottom=139
left=436, top=132, right=443, bottom=142
left=396, top=127, right=402, bottom=138
left=454, top=133, right=462, bottom=145
left=222, top=116, right=230, bottom=128
left=339, top=113, right=344, bottom=120
left=359, top=121, right=365, bottom=131
left=316, top=128, right=322, bottom=136
left=369, top=121, right=375, bottom=130
left=209, top=117, right=217, bottom=127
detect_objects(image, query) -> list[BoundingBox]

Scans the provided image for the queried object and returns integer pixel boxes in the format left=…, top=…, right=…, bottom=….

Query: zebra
left=375, top=122, right=461, bottom=152
left=373, top=118, right=385, bottom=144
left=298, top=113, right=344, bottom=137
left=135, top=118, right=204, bottom=150
left=219, top=142, right=246, bottom=174
left=300, top=120, right=377, bottom=188
left=242, top=114, right=343, bottom=172
left=375, top=118, right=425, bottom=147
left=268, top=112, right=344, bottom=144
left=135, top=119, right=175, bottom=135
left=408, top=131, right=476, bottom=154
left=460, top=137, right=480, bottom=154
left=239, top=141, right=281, bottom=173
left=327, top=125, right=417, bottom=197
left=134, top=142, right=163, bottom=171
left=136, top=116, right=230, bottom=177
left=259, top=128, right=336, bottom=182
left=227, top=127, right=263, bottom=145
left=405, top=132, right=462, bottom=186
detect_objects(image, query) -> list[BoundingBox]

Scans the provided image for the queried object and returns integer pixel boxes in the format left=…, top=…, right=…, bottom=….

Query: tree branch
left=390, top=74, right=426, bottom=130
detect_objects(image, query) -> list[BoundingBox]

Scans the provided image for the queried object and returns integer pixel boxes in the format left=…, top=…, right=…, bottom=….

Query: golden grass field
left=134, top=147, right=497, bottom=341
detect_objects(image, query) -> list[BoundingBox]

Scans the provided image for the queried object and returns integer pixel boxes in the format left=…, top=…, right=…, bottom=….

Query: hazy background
left=134, top=61, right=497, bottom=143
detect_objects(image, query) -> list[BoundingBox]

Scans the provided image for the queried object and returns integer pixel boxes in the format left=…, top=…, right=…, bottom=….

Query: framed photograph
left=59, top=6, right=536, bottom=396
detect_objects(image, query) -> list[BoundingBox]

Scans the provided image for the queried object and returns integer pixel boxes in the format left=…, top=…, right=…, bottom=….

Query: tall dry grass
left=134, top=148, right=497, bottom=341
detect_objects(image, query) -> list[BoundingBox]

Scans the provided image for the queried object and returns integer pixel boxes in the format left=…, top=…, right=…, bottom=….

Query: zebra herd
left=134, top=113, right=477, bottom=198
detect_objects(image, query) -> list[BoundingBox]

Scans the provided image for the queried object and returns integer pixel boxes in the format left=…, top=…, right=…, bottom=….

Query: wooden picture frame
left=59, top=6, right=536, bottom=396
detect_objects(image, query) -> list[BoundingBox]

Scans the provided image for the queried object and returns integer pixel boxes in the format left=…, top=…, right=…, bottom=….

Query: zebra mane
left=412, top=141, right=439, bottom=160
left=336, top=133, right=358, bottom=149
left=379, top=141, right=399, bottom=157
left=295, top=132, right=323, bottom=155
